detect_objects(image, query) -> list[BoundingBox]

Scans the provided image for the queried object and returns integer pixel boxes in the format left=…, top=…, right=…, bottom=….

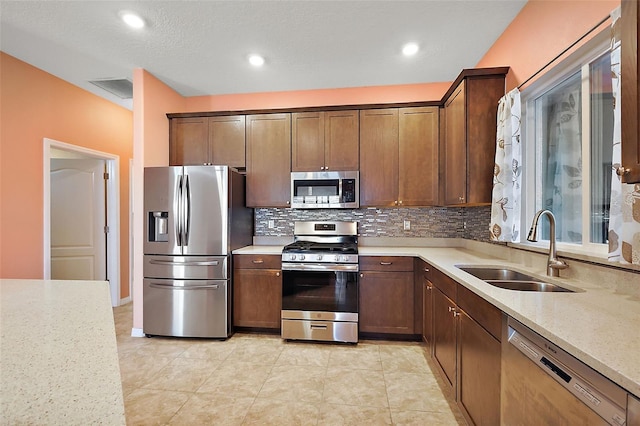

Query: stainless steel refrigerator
left=143, top=165, right=252, bottom=338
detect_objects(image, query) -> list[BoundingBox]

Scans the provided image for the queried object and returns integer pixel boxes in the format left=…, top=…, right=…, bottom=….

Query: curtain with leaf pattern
left=608, top=7, right=640, bottom=265
left=490, top=88, right=522, bottom=242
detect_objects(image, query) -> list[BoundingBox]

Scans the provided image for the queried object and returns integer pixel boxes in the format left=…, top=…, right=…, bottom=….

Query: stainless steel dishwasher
left=502, top=317, right=629, bottom=425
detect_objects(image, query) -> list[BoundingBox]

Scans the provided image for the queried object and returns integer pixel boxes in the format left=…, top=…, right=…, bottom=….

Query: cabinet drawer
left=457, top=283, right=503, bottom=341
left=431, top=267, right=457, bottom=301
left=360, top=256, right=414, bottom=271
left=234, top=254, right=281, bottom=269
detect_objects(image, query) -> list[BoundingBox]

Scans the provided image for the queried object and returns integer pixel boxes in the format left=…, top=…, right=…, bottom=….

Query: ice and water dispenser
left=148, top=211, right=168, bottom=242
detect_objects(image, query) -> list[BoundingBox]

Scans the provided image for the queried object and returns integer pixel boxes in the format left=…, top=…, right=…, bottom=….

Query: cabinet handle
left=276, top=271, right=280, bottom=277
left=426, top=285, right=432, bottom=291
left=424, top=268, right=429, bottom=272
left=453, top=312, right=460, bottom=317
left=448, top=306, right=455, bottom=312
left=616, top=166, right=630, bottom=176
left=252, top=259, right=264, bottom=264
left=380, top=261, right=393, bottom=265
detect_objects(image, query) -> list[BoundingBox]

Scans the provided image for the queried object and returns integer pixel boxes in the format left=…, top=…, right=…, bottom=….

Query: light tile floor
left=113, top=303, right=466, bottom=425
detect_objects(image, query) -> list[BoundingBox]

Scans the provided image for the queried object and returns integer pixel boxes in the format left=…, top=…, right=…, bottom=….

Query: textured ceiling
left=0, top=1, right=527, bottom=109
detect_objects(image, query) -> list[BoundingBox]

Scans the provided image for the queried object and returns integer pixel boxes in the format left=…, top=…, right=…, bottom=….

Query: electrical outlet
left=403, top=220, right=410, bottom=230
left=268, top=220, right=275, bottom=229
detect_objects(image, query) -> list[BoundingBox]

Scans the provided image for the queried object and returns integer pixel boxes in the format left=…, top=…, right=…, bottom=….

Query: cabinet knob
left=426, top=285, right=432, bottom=291
left=458, top=196, right=465, bottom=202
left=448, top=306, right=455, bottom=312
left=394, top=200, right=398, bottom=205
left=276, top=271, right=280, bottom=277
left=424, top=268, right=429, bottom=272
left=616, top=166, right=630, bottom=176
left=398, top=200, right=403, bottom=205
left=320, top=166, right=325, bottom=170
left=286, top=200, right=290, bottom=205
left=360, top=273, right=364, bottom=278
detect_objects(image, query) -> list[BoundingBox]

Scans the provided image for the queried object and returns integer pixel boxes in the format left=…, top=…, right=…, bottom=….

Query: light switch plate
left=403, top=220, right=410, bottom=230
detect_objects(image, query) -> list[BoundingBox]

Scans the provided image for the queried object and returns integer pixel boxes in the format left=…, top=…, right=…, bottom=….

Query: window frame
left=511, top=29, right=611, bottom=259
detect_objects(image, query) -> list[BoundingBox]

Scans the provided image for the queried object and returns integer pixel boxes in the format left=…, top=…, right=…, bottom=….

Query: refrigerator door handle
left=175, top=175, right=183, bottom=246
left=183, top=174, right=191, bottom=246
left=148, top=282, right=221, bottom=290
left=149, top=260, right=220, bottom=266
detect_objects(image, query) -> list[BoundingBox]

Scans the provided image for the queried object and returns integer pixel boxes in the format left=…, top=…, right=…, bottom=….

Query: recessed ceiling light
left=248, top=54, right=265, bottom=67
left=402, top=42, right=419, bottom=56
left=121, top=12, right=145, bottom=29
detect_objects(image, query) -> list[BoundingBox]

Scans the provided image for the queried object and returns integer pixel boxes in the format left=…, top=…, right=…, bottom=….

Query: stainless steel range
left=281, top=221, right=359, bottom=343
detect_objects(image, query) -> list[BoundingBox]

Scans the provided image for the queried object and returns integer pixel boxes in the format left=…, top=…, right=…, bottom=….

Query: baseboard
left=119, top=296, right=131, bottom=305
left=131, top=328, right=145, bottom=338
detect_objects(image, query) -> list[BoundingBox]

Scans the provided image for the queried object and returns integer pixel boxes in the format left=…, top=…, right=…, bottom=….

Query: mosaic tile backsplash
left=254, top=206, right=492, bottom=241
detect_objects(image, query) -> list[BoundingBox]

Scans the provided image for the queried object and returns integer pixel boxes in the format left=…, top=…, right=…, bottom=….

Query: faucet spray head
left=527, top=210, right=545, bottom=242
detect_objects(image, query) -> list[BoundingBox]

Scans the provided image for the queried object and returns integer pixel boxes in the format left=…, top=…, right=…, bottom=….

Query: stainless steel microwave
left=290, top=171, right=359, bottom=209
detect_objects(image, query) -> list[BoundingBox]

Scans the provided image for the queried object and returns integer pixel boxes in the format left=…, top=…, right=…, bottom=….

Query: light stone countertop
left=0, top=279, right=126, bottom=425
left=233, top=243, right=640, bottom=398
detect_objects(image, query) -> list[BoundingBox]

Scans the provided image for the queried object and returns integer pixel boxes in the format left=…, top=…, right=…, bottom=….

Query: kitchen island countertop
left=0, top=279, right=126, bottom=424
left=234, top=244, right=640, bottom=397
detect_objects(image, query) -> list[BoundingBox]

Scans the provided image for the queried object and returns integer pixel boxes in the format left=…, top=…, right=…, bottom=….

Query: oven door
left=282, top=263, right=358, bottom=318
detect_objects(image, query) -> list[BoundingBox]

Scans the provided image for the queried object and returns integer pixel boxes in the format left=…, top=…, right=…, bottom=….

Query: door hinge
left=104, top=226, right=110, bottom=234
left=104, top=172, right=109, bottom=180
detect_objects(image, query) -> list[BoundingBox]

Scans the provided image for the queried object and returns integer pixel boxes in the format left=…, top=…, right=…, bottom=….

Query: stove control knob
left=289, top=254, right=297, bottom=261
left=316, top=254, right=323, bottom=261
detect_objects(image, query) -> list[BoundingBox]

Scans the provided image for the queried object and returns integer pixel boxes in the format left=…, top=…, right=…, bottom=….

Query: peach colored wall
left=0, top=52, right=133, bottom=299
left=131, top=69, right=185, bottom=332
left=184, top=82, right=451, bottom=113
left=476, top=0, right=620, bottom=90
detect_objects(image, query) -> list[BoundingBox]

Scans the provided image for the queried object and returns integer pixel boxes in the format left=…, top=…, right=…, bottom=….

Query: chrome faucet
left=527, top=210, right=569, bottom=277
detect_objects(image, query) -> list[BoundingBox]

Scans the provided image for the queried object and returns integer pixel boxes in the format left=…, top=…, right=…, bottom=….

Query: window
left=522, top=31, right=613, bottom=253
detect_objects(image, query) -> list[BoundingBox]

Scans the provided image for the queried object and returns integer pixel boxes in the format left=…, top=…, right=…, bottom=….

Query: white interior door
left=51, top=159, right=107, bottom=280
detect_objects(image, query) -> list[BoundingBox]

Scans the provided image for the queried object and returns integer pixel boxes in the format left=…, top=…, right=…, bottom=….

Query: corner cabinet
left=621, top=0, right=640, bottom=183
left=169, top=115, right=246, bottom=168
left=233, top=254, right=282, bottom=330
left=359, top=107, right=439, bottom=207
left=291, top=110, right=359, bottom=172
left=245, top=113, right=291, bottom=207
left=430, top=266, right=503, bottom=426
left=442, top=69, right=508, bottom=205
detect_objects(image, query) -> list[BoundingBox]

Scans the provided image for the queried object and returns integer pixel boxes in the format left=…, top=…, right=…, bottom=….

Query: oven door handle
left=281, top=263, right=359, bottom=272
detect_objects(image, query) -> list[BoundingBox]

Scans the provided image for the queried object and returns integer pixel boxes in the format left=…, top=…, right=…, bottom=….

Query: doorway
left=43, top=138, right=121, bottom=306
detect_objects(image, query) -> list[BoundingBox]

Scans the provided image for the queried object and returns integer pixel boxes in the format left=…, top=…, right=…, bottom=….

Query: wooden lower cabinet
left=359, top=256, right=414, bottom=335
left=233, top=255, right=281, bottom=329
left=458, top=309, right=501, bottom=425
left=432, top=286, right=457, bottom=391
left=430, top=267, right=503, bottom=425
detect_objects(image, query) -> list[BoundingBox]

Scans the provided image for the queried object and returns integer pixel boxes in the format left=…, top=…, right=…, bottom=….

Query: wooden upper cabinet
left=291, top=110, right=359, bottom=172
left=324, top=110, right=359, bottom=171
left=442, top=71, right=506, bottom=205
left=169, top=115, right=246, bottom=168
left=360, top=107, right=439, bottom=207
left=399, top=107, right=440, bottom=206
left=443, top=82, right=467, bottom=205
left=209, top=116, right=246, bottom=168
left=169, top=117, right=209, bottom=166
left=359, top=109, right=399, bottom=207
left=621, top=0, right=640, bottom=183
left=245, top=113, right=291, bottom=207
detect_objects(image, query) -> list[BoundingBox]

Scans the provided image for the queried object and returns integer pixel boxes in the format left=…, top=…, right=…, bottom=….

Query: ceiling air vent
left=88, top=78, right=133, bottom=99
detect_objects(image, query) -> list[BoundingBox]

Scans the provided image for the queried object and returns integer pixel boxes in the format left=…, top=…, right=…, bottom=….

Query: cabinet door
left=621, top=0, right=640, bottom=183
left=423, top=278, right=434, bottom=348
left=359, top=270, right=414, bottom=334
left=233, top=268, right=282, bottom=328
left=209, top=115, right=246, bottom=168
left=325, top=110, right=359, bottom=171
left=466, top=77, right=504, bottom=204
left=457, top=309, right=501, bottom=426
left=443, top=81, right=467, bottom=205
left=292, top=112, right=325, bottom=172
left=359, top=109, right=399, bottom=207
left=169, top=117, right=209, bottom=166
left=432, top=286, right=457, bottom=391
left=398, top=107, right=439, bottom=206
left=246, top=113, right=291, bottom=207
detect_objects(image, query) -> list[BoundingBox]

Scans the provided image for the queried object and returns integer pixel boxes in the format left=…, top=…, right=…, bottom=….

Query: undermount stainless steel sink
left=457, top=267, right=575, bottom=293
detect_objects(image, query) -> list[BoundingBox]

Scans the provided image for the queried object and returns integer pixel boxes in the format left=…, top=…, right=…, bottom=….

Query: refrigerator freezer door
left=144, top=166, right=183, bottom=255
left=143, top=255, right=228, bottom=280
left=143, top=278, right=229, bottom=338
left=182, top=166, right=228, bottom=255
